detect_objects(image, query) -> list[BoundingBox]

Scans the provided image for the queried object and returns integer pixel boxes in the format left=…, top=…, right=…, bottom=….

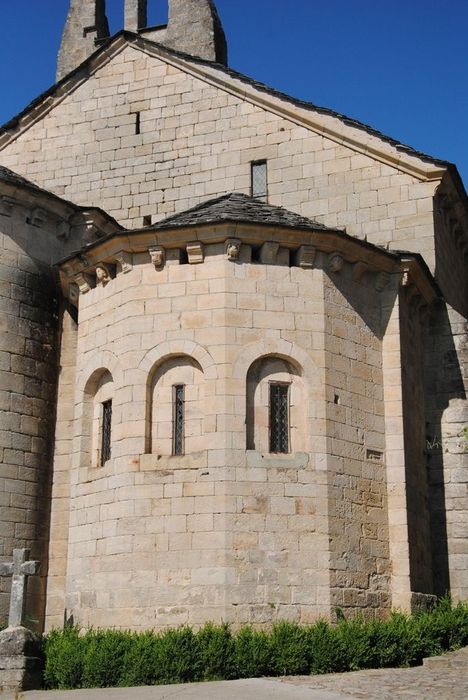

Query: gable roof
left=0, top=164, right=123, bottom=233
left=150, top=192, right=336, bottom=233
left=0, top=30, right=464, bottom=194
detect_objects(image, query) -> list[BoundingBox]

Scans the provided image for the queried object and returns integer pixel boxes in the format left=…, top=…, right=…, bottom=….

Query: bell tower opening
left=148, top=1, right=169, bottom=27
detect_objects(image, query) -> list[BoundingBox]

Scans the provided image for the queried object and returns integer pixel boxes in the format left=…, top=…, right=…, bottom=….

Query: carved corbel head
left=95, top=264, right=111, bottom=286
left=225, top=238, right=241, bottom=261
left=149, top=246, right=165, bottom=269
left=328, top=253, right=344, bottom=273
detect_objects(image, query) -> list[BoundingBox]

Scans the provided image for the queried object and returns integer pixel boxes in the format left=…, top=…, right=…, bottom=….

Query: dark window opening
left=143, top=215, right=152, bottom=226
left=101, top=399, right=112, bottom=465
left=251, top=160, right=268, bottom=200
left=269, top=383, right=289, bottom=454
left=172, top=385, right=185, bottom=456
left=135, top=112, right=141, bottom=134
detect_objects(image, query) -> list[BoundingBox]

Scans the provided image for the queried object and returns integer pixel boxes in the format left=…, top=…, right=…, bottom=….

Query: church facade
left=0, top=0, right=467, bottom=633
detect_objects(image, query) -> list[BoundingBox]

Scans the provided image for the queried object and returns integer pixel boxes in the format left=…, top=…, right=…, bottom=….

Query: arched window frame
left=146, top=355, right=204, bottom=456
left=246, top=355, right=305, bottom=454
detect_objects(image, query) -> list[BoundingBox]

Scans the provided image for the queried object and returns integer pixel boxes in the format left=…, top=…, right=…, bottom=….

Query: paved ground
left=3, top=647, right=467, bottom=700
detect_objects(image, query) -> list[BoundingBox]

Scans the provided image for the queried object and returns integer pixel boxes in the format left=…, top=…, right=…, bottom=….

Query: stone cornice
left=57, top=221, right=440, bottom=307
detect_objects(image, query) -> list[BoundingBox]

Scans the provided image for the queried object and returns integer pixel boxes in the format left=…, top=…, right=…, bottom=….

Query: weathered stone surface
left=0, top=626, right=39, bottom=657
left=0, top=0, right=466, bottom=637
left=0, top=626, right=42, bottom=692
left=57, top=0, right=110, bottom=81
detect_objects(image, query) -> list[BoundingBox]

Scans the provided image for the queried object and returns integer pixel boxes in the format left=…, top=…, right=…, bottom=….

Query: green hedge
left=43, top=598, right=468, bottom=690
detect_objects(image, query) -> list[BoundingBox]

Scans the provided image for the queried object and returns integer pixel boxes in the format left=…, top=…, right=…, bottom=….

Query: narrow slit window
left=269, top=383, right=289, bottom=454
left=135, top=112, right=141, bottom=135
left=101, top=399, right=112, bottom=465
left=172, top=385, right=185, bottom=456
left=251, top=160, right=268, bottom=200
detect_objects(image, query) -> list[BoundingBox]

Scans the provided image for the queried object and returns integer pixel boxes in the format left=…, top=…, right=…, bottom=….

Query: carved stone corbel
left=328, top=252, right=344, bottom=273
left=0, top=195, right=15, bottom=217
left=149, top=246, right=165, bottom=269
left=352, top=261, right=368, bottom=282
left=225, top=238, right=241, bottom=261
left=74, top=272, right=93, bottom=294
left=294, top=245, right=316, bottom=269
left=375, top=271, right=391, bottom=292
left=186, top=241, right=204, bottom=264
left=68, top=283, right=79, bottom=305
left=95, top=264, right=112, bottom=286
left=115, top=251, right=133, bottom=274
left=56, top=220, right=70, bottom=240
left=259, top=241, right=279, bottom=264
left=30, top=207, right=47, bottom=228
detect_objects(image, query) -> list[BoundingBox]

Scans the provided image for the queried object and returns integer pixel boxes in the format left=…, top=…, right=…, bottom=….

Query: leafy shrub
left=308, top=620, right=345, bottom=674
left=43, top=625, right=86, bottom=689
left=235, top=626, right=271, bottom=678
left=196, top=622, right=235, bottom=681
left=42, top=599, right=468, bottom=690
left=119, top=631, right=160, bottom=687
left=81, top=629, right=133, bottom=688
left=269, top=621, right=311, bottom=676
left=336, top=616, right=373, bottom=671
left=154, top=626, right=200, bottom=684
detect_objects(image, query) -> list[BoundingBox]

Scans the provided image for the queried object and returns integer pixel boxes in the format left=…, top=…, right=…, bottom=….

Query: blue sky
left=0, top=0, right=467, bottom=186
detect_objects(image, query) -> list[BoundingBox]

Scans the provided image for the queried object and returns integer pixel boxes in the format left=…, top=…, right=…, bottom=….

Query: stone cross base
left=0, top=627, right=42, bottom=692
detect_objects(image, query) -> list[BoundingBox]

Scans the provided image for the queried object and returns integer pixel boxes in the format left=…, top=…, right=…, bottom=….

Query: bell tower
left=125, top=0, right=148, bottom=31
left=57, top=0, right=110, bottom=81
left=124, top=0, right=227, bottom=65
left=57, top=1, right=227, bottom=82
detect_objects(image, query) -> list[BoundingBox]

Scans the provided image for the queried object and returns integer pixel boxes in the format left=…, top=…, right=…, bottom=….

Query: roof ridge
left=149, top=191, right=338, bottom=233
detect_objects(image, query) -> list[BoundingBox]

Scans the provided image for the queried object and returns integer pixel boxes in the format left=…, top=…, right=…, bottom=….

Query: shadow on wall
left=424, top=300, right=466, bottom=597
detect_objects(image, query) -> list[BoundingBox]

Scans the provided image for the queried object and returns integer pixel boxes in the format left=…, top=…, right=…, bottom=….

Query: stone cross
left=0, top=549, right=40, bottom=628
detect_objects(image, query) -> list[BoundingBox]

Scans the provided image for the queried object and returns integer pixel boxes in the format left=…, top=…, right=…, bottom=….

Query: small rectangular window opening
left=269, top=383, right=289, bottom=454
left=251, top=160, right=268, bottom=201
left=172, top=385, right=185, bottom=456
left=143, top=215, right=152, bottom=227
left=135, top=112, right=141, bottom=135
left=101, top=399, right=112, bottom=466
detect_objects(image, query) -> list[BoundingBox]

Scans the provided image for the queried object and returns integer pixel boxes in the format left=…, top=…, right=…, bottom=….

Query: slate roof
left=0, top=165, right=44, bottom=191
left=150, top=192, right=338, bottom=232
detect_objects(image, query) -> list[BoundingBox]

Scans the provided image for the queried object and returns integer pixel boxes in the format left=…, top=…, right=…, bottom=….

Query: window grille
left=251, top=160, right=268, bottom=200
left=172, top=385, right=185, bottom=456
left=269, top=383, right=289, bottom=453
left=101, top=399, right=112, bottom=465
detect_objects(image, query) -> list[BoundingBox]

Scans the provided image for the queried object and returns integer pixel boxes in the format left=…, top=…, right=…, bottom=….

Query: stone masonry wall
left=0, top=46, right=438, bottom=268
left=46, top=243, right=391, bottom=631
left=323, top=262, right=391, bottom=615
left=0, top=203, right=60, bottom=629
left=399, top=289, right=433, bottom=595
